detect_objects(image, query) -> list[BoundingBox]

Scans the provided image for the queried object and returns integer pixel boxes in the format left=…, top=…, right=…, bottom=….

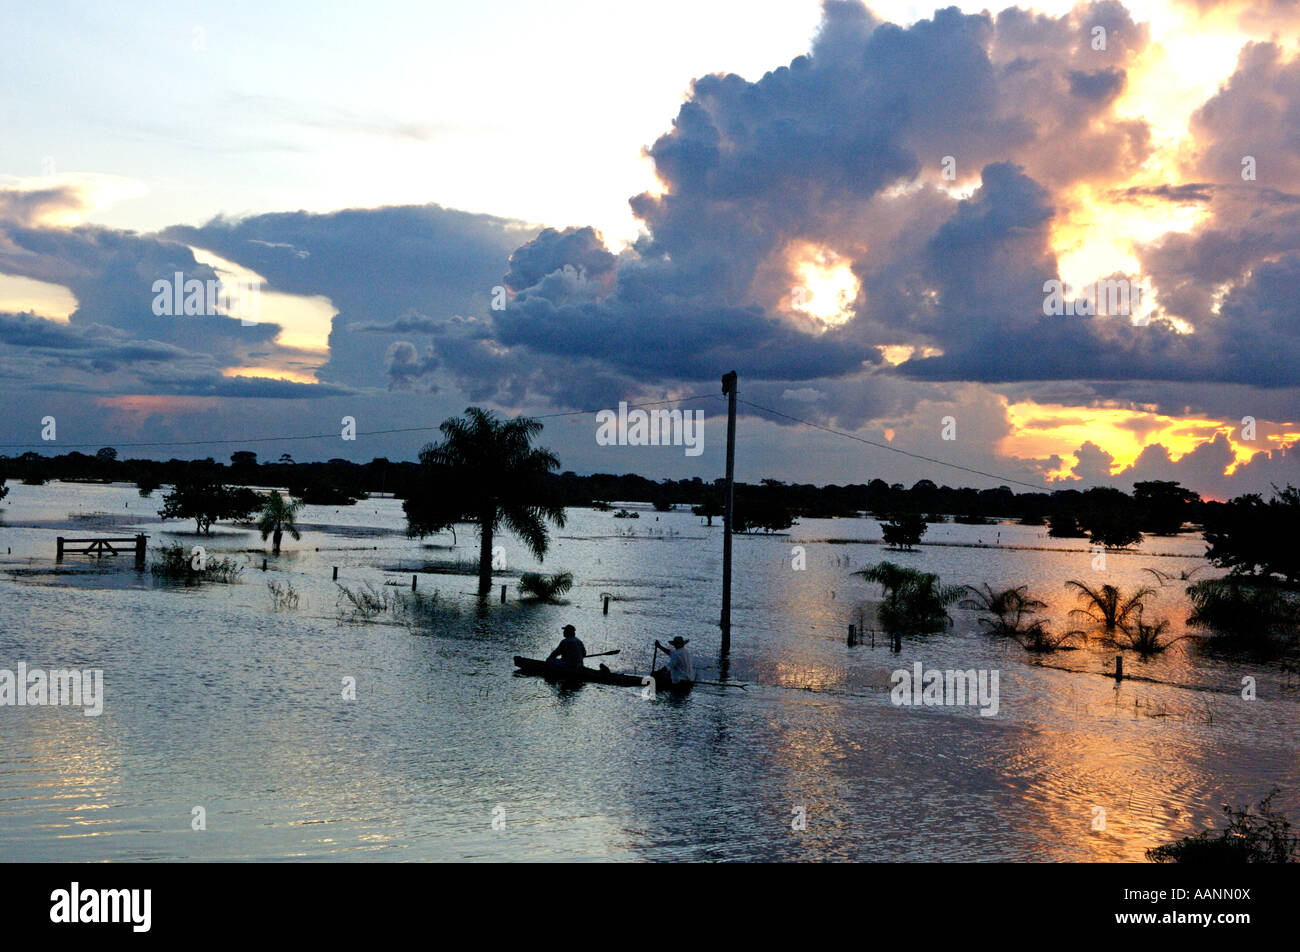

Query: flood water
left=1, top=480, right=1296, bottom=861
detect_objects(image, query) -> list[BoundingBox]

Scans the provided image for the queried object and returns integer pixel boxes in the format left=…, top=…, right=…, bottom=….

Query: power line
left=0, top=393, right=723, bottom=452
left=737, top=397, right=1047, bottom=492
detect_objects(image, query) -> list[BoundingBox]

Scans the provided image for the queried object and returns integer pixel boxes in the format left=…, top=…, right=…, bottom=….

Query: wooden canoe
left=513, top=655, right=647, bottom=687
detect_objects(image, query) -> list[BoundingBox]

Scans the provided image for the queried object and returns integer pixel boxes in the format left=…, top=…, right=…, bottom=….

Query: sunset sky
left=1, top=0, right=1298, bottom=497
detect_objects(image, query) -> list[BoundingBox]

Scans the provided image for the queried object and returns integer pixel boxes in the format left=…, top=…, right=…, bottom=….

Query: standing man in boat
left=653, top=636, right=695, bottom=691
left=546, top=624, right=587, bottom=671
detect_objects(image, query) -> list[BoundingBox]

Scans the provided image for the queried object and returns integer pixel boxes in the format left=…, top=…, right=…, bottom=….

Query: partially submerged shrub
left=1148, top=790, right=1298, bottom=864
left=151, top=543, right=242, bottom=584
left=1186, top=578, right=1299, bottom=645
left=393, top=590, right=458, bottom=631
left=1016, top=622, right=1076, bottom=653
left=267, top=579, right=300, bottom=611
left=335, top=581, right=392, bottom=622
left=519, top=570, right=574, bottom=603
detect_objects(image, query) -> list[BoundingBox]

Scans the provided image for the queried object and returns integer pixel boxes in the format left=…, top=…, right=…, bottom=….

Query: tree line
left=3, top=416, right=1298, bottom=592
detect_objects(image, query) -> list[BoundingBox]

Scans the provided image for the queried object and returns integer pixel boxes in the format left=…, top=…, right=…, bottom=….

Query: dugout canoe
left=513, top=655, right=646, bottom=687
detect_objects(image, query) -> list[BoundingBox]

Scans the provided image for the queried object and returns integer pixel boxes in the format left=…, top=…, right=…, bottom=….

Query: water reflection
left=0, top=482, right=1296, bottom=861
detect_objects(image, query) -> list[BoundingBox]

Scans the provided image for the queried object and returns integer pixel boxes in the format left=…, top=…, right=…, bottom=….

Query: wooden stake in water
left=720, top=370, right=738, bottom=656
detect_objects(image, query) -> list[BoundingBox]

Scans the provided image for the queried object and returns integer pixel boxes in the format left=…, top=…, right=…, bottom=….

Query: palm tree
left=1117, top=607, right=1179, bottom=655
left=854, top=561, right=964, bottom=636
left=258, top=490, right=303, bottom=554
left=404, top=407, right=565, bottom=597
left=959, top=583, right=1046, bottom=637
left=1065, top=580, right=1155, bottom=633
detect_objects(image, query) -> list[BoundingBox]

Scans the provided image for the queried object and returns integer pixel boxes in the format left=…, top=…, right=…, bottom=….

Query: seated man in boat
left=546, top=624, right=587, bottom=671
left=653, top=636, right=695, bottom=690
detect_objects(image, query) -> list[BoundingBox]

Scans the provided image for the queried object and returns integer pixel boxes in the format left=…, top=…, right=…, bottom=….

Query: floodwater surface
left=0, top=481, right=1296, bottom=861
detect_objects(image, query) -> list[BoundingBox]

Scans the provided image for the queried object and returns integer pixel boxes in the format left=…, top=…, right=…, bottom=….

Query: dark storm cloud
left=485, top=1, right=1163, bottom=403
left=162, top=203, right=535, bottom=391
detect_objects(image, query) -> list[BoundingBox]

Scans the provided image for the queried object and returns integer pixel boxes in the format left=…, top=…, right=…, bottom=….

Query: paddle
left=585, top=649, right=620, bottom=659
left=693, top=679, right=747, bottom=690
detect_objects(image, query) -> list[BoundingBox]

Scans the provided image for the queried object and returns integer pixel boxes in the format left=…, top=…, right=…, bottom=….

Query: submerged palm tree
left=258, top=490, right=303, bottom=554
left=1065, top=580, right=1155, bottom=634
left=518, top=570, right=574, bottom=603
left=1117, top=607, right=1179, bottom=655
left=404, top=407, right=565, bottom=597
left=1143, top=565, right=1204, bottom=586
left=959, top=583, right=1046, bottom=637
left=854, top=561, right=964, bottom=636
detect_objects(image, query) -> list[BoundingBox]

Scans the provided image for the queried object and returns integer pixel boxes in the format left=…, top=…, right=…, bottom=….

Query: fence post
left=56, top=537, right=64, bottom=562
left=134, top=534, right=146, bottom=568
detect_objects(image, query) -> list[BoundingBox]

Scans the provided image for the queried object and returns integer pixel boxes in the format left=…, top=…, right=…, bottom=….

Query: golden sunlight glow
left=999, top=400, right=1297, bottom=480
left=789, top=243, right=859, bottom=327
left=221, top=366, right=319, bottom=385
left=879, top=344, right=944, bottom=366
left=0, top=274, right=78, bottom=321
left=189, top=248, right=334, bottom=382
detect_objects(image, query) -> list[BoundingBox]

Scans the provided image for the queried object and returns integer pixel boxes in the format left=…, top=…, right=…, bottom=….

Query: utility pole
left=720, top=370, right=737, bottom=655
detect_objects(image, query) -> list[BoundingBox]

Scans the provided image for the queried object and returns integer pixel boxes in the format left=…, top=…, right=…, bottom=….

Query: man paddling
left=546, top=624, right=586, bottom=672
left=653, top=636, right=695, bottom=691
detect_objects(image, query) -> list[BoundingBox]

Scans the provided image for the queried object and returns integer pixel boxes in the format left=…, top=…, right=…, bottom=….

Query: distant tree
left=733, top=492, right=795, bottom=534
left=1203, top=485, right=1300, bottom=585
left=879, top=511, right=926, bottom=550
left=136, top=472, right=161, bottom=498
left=1079, top=487, right=1142, bottom=548
left=0, top=465, right=8, bottom=504
left=1048, top=512, right=1087, bottom=538
left=692, top=490, right=722, bottom=527
left=258, top=491, right=303, bottom=554
left=403, top=407, right=565, bottom=597
left=1134, top=480, right=1199, bottom=535
left=278, top=453, right=294, bottom=464
left=230, top=451, right=258, bottom=468
left=95, top=447, right=118, bottom=463
left=158, top=481, right=260, bottom=535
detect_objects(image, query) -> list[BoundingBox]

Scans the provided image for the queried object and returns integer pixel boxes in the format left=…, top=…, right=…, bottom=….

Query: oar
left=585, top=649, right=620, bottom=658
left=693, top=679, right=747, bottom=690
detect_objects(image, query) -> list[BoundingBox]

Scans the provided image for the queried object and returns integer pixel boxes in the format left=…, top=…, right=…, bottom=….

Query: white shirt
left=666, top=647, right=695, bottom=684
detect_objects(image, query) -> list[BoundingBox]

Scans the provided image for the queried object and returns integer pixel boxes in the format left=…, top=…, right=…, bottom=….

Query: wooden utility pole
left=720, top=370, right=738, bottom=655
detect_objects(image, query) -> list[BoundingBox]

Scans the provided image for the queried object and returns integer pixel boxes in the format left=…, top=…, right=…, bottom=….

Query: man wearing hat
left=546, top=624, right=587, bottom=671
left=653, top=636, right=695, bottom=690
